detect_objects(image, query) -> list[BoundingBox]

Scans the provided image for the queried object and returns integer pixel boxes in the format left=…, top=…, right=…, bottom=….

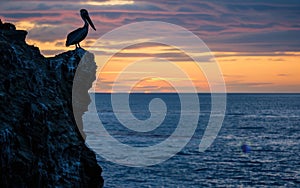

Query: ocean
left=85, top=93, right=300, bottom=187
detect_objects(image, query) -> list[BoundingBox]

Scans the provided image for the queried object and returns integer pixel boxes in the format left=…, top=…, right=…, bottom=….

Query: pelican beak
left=86, top=14, right=96, bottom=31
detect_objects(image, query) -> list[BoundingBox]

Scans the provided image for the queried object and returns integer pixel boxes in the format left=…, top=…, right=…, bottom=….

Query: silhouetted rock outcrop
left=0, top=22, right=103, bottom=187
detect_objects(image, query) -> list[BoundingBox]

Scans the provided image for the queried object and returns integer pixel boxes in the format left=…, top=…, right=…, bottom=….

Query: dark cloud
left=112, top=52, right=194, bottom=62
left=219, top=30, right=300, bottom=44
left=268, top=58, right=285, bottom=62
left=205, top=30, right=300, bottom=52
left=277, top=74, right=289, bottom=77
left=2, top=12, right=60, bottom=19
left=54, top=41, right=64, bottom=47
left=106, top=42, right=212, bottom=62
left=36, top=3, right=52, bottom=11
left=214, top=52, right=300, bottom=58
left=199, top=25, right=227, bottom=32
left=223, top=74, right=244, bottom=78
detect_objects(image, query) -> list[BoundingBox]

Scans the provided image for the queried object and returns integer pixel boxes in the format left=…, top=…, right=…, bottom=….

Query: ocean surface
left=86, top=93, right=300, bottom=187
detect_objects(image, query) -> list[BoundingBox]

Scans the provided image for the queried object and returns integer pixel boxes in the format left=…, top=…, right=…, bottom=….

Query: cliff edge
left=0, top=22, right=103, bottom=187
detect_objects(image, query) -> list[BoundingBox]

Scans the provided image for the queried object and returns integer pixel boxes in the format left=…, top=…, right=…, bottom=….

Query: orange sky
left=93, top=46, right=300, bottom=93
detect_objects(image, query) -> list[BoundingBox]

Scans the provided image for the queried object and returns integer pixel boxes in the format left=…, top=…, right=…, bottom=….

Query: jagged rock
left=0, top=22, right=103, bottom=187
left=0, top=20, right=27, bottom=42
left=0, top=19, right=16, bottom=30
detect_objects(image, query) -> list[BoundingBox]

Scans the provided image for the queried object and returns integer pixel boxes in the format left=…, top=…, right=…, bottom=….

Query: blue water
left=90, top=93, right=300, bottom=187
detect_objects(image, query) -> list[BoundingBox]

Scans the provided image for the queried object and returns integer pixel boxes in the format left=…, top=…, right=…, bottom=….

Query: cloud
left=225, top=80, right=274, bottom=92
left=28, top=24, right=72, bottom=42
left=2, top=12, right=60, bottom=19
left=1, top=0, right=300, bottom=53
left=214, top=51, right=300, bottom=58
left=222, top=74, right=244, bottom=79
left=277, top=74, right=289, bottom=77
left=54, top=41, right=64, bottom=47
left=41, top=49, right=64, bottom=56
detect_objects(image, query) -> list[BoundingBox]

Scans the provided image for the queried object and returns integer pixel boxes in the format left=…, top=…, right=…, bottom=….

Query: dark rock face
left=0, top=23, right=103, bottom=187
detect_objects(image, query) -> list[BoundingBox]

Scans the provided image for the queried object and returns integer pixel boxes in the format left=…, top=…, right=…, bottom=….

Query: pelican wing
left=66, top=27, right=88, bottom=46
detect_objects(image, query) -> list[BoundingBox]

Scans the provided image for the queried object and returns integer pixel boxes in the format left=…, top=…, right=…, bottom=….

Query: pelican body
left=66, top=9, right=96, bottom=48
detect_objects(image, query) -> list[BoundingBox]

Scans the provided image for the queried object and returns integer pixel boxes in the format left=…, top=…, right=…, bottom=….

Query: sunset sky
left=1, top=0, right=300, bottom=93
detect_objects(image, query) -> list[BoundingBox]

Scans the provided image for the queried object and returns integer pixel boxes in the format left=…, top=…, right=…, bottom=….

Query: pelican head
left=80, top=9, right=96, bottom=31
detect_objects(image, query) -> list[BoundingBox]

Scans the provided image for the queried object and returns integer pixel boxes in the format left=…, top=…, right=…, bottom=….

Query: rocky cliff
left=0, top=22, right=103, bottom=187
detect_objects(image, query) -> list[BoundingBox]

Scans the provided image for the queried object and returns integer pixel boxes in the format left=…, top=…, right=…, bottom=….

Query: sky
left=1, top=0, right=300, bottom=93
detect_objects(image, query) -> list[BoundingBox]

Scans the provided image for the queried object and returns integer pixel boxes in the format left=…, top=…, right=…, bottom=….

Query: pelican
left=66, top=9, right=96, bottom=48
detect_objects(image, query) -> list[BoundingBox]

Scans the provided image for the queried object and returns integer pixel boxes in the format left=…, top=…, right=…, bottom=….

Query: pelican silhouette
left=66, top=9, right=96, bottom=48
